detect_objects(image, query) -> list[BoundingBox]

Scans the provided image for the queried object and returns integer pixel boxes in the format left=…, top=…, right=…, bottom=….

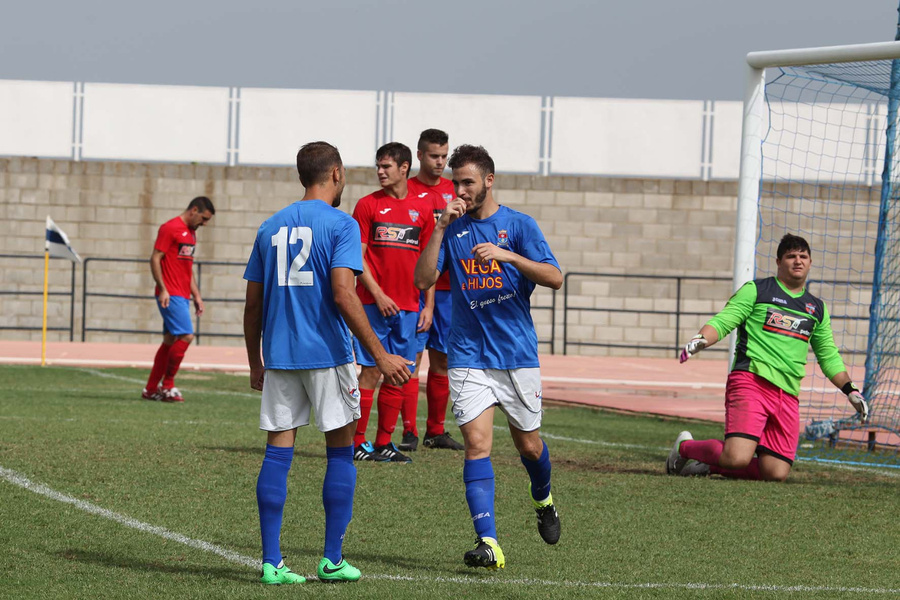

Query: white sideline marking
left=74, top=368, right=258, bottom=399
left=1, top=463, right=899, bottom=594
left=6, top=357, right=250, bottom=371
left=0, top=465, right=259, bottom=570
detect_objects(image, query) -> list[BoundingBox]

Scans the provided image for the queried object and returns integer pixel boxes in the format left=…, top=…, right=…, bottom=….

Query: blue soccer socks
left=521, top=440, right=552, bottom=503
left=323, top=445, right=357, bottom=564
left=463, top=457, right=497, bottom=540
left=257, top=444, right=294, bottom=566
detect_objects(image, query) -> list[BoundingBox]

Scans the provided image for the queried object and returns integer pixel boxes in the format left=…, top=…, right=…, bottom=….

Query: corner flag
left=46, top=216, right=82, bottom=263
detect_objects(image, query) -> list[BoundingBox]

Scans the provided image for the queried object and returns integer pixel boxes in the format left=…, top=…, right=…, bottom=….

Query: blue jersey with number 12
left=438, top=205, right=559, bottom=369
left=243, top=200, right=363, bottom=369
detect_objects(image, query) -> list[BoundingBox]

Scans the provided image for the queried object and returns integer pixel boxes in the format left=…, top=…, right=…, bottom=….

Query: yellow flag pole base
left=42, top=251, right=49, bottom=367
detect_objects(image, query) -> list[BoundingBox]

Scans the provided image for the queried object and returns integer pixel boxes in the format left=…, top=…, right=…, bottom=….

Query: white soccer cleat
left=665, top=431, right=693, bottom=475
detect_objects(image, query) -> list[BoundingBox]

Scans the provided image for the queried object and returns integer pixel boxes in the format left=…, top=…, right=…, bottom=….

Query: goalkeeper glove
left=679, top=334, right=707, bottom=364
left=842, top=382, right=869, bottom=423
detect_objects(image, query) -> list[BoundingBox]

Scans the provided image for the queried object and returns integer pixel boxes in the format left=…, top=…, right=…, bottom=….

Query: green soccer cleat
left=260, top=561, right=306, bottom=585
left=463, top=537, right=505, bottom=570
left=317, top=557, right=361, bottom=582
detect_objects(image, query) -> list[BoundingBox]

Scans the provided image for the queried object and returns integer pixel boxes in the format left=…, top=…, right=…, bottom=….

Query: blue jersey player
left=243, top=141, right=411, bottom=585
left=414, top=144, right=563, bottom=570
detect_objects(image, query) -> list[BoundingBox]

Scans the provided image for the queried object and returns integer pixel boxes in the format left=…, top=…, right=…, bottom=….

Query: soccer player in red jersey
left=351, top=142, right=435, bottom=462
left=142, top=196, right=215, bottom=403
left=400, top=129, right=463, bottom=452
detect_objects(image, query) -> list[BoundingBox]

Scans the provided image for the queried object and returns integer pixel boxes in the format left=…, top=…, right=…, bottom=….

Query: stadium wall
left=1, top=156, right=880, bottom=357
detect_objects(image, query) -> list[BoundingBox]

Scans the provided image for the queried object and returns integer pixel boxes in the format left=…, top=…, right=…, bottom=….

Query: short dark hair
left=187, top=196, right=215, bottom=214
left=296, top=141, right=343, bottom=187
left=776, top=233, right=811, bottom=260
left=448, top=144, right=495, bottom=177
left=376, top=142, right=412, bottom=176
left=417, top=128, right=449, bottom=152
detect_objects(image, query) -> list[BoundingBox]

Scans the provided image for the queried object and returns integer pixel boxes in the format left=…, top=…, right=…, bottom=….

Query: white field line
left=0, top=464, right=259, bottom=570
left=74, top=368, right=258, bottom=399
left=1, top=463, right=899, bottom=595
left=6, top=357, right=249, bottom=372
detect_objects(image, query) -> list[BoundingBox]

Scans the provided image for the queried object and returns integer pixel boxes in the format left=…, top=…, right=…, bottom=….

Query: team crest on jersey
left=347, top=386, right=360, bottom=400
left=805, top=303, right=816, bottom=315
left=497, top=230, right=509, bottom=247
left=408, top=209, right=420, bottom=222
left=442, top=193, right=453, bottom=202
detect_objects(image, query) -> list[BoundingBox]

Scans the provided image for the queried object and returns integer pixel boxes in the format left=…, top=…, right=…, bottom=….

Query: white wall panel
left=238, top=88, right=377, bottom=167
left=81, top=83, right=229, bottom=163
left=551, top=98, right=704, bottom=178
left=0, top=80, right=73, bottom=158
left=710, top=101, right=743, bottom=180
left=391, top=93, right=542, bottom=173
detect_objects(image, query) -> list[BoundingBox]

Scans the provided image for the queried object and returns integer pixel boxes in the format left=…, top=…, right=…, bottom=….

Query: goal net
left=742, top=44, right=900, bottom=467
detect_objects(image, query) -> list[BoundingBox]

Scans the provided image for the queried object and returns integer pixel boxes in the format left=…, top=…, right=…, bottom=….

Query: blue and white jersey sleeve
left=515, top=214, right=560, bottom=270
left=332, top=217, right=364, bottom=274
left=243, top=237, right=264, bottom=283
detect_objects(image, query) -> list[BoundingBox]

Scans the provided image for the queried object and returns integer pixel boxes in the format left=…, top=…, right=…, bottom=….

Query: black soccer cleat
left=397, top=431, right=418, bottom=452
left=463, top=537, right=505, bottom=570
left=534, top=496, right=561, bottom=545
left=374, top=442, right=412, bottom=463
left=422, top=432, right=464, bottom=450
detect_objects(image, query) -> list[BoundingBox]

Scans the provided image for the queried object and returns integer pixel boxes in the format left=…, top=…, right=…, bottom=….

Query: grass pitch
left=0, top=364, right=898, bottom=599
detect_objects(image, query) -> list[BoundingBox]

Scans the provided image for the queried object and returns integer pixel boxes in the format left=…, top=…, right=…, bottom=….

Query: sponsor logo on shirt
left=417, top=192, right=429, bottom=198
left=177, top=243, right=195, bottom=258
left=763, top=307, right=812, bottom=342
left=456, top=230, right=470, bottom=238
left=497, top=229, right=509, bottom=248
left=373, top=222, right=422, bottom=250
left=379, top=208, right=392, bottom=214
left=771, top=296, right=787, bottom=305
left=459, top=258, right=504, bottom=292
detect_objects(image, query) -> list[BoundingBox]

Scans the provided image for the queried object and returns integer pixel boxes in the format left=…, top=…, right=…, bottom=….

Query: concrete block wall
left=0, top=157, right=880, bottom=359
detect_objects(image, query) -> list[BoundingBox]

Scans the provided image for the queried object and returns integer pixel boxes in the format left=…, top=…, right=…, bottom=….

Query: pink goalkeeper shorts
left=724, top=370, right=800, bottom=464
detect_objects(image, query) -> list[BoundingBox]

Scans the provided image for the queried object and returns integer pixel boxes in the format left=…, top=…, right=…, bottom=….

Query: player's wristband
left=841, top=382, right=860, bottom=396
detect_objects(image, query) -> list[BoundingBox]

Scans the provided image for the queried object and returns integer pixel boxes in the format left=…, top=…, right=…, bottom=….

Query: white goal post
left=734, top=40, right=900, bottom=292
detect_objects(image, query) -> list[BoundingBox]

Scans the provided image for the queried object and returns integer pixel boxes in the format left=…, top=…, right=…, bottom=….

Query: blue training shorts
left=157, top=295, right=194, bottom=336
left=416, top=290, right=451, bottom=355
left=354, top=304, right=417, bottom=372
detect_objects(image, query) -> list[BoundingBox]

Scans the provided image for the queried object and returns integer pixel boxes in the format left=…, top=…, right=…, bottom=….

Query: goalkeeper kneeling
left=667, top=234, right=868, bottom=482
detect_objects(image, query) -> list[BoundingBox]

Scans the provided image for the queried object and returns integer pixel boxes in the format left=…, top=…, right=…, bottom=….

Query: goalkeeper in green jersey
left=666, top=234, right=868, bottom=481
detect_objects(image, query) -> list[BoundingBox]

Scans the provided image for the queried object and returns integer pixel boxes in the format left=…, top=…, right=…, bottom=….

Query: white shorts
left=260, top=364, right=361, bottom=433
left=449, top=367, right=543, bottom=431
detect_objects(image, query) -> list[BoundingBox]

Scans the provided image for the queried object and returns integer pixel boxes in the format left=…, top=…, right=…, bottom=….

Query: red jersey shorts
left=724, top=370, right=800, bottom=464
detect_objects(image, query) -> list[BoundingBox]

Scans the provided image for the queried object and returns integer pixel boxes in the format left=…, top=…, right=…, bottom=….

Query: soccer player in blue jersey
left=243, top=141, right=412, bottom=585
left=414, top=144, right=563, bottom=570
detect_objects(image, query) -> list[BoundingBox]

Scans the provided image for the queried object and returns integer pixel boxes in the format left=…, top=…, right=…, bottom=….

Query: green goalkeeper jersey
left=706, top=277, right=846, bottom=397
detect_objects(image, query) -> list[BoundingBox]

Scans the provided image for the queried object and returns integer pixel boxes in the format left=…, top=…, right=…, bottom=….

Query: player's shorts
left=724, top=370, right=799, bottom=464
left=260, top=363, right=361, bottom=433
left=448, top=367, right=543, bottom=431
left=415, top=291, right=451, bottom=355
left=157, top=295, right=193, bottom=336
left=353, top=304, right=417, bottom=372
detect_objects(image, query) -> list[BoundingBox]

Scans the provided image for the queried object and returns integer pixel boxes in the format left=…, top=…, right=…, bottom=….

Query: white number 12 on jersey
left=272, top=226, right=313, bottom=286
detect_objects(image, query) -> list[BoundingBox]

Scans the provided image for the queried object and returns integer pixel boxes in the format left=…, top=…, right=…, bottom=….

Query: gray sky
left=1, top=1, right=896, bottom=101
